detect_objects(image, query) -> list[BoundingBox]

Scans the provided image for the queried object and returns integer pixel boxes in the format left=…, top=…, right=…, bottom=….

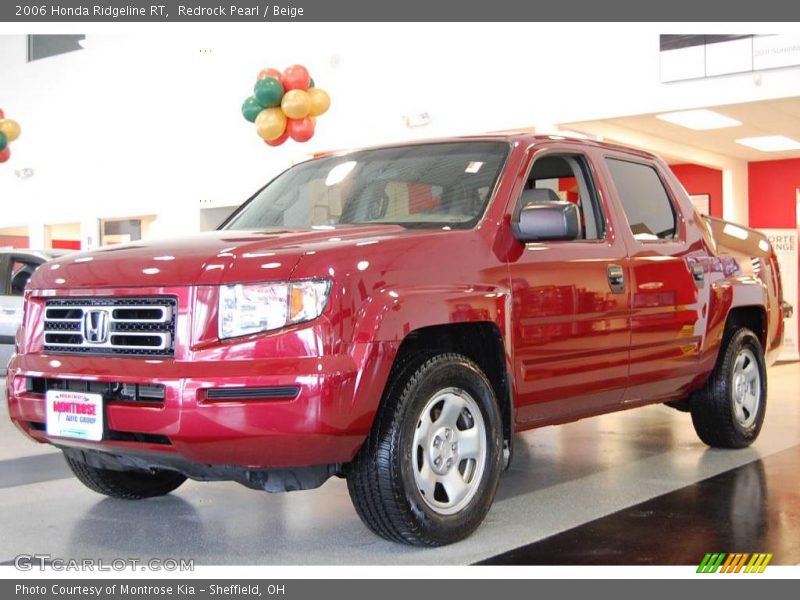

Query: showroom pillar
left=80, top=218, right=100, bottom=251
left=27, top=222, right=46, bottom=249
left=722, top=161, right=749, bottom=225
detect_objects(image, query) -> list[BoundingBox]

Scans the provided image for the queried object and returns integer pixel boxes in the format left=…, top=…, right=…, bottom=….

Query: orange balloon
left=0, top=119, right=21, bottom=142
left=264, top=131, right=289, bottom=147
left=307, top=88, right=330, bottom=117
left=255, top=108, right=287, bottom=141
left=280, top=89, right=311, bottom=120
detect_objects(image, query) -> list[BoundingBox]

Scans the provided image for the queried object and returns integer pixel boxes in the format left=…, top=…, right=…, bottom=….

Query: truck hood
left=30, top=225, right=408, bottom=289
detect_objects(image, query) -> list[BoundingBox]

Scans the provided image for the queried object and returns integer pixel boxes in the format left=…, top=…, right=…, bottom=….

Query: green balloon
left=241, top=96, right=263, bottom=123
left=254, top=77, right=284, bottom=108
left=0, top=131, right=7, bottom=152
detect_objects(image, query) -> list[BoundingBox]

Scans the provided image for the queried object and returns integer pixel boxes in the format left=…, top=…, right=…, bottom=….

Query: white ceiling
left=561, top=97, right=800, bottom=163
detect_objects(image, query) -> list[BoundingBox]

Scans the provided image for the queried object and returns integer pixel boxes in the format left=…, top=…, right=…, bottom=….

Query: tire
left=346, top=353, right=503, bottom=546
left=65, top=455, right=187, bottom=499
left=690, top=328, right=767, bottom=449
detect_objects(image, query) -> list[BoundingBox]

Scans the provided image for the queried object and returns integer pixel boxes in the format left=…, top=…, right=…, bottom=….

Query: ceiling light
left=655, top=109, right=742, bottom=130
left=403, top=112, right=432, bottom=128
left=735, top=135, right=800, bottom=152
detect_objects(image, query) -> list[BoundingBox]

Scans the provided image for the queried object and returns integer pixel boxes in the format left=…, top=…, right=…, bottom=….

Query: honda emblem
left=82, top=310, right=110, bottom=344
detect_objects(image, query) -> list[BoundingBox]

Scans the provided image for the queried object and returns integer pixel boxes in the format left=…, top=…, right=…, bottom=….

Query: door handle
left=607, top=264, right=625, bottom=294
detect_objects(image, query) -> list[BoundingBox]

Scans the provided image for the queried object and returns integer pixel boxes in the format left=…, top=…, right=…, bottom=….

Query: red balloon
left=286, top=117, right=315, bottom=142
left=281, top=64, right=311, bottom=91
left=0, top=108, right=4, bottom=119
left=0, top=147, right=10, bottom=163
left=264, top=131, right=289, bottom=147
left=258, top=67, right=282, bottom=81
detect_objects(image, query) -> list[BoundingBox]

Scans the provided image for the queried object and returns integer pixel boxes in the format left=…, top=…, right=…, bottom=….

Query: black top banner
left=2, top=0, right=800, bottom=22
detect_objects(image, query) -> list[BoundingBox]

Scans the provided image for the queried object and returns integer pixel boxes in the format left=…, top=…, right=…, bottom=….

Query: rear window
left=605, top=158, right=678, bottom=241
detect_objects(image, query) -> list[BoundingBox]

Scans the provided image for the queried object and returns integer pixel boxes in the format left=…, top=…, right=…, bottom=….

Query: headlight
left=218, top=279, right=331, bottom=339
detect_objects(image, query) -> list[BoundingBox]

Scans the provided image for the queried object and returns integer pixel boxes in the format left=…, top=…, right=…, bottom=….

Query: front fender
left=341, top=285, right=512, bottom=451
left=351, top=284, right=511, bottom=343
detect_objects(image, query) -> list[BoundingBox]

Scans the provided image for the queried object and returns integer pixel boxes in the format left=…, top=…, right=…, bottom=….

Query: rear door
left=600, top=155, right=706, bottom=404
left=506, top=145, right=632, bottom=425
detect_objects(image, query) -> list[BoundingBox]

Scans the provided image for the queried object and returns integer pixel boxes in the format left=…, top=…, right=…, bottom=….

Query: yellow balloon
left=0, top=119, right=21, bottom=142
left=280, top=89, right=311, bottom=120
left=255, top=108, right=287, bottom=141
left=307, top=88, right=330, bottom=117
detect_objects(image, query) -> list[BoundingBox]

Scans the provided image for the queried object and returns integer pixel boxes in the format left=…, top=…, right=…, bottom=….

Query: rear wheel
left=65, top=455, right=187, bottom=499
left=347, top=353, right=503, bottom=546
left=690, top=328, right=767, bottom=449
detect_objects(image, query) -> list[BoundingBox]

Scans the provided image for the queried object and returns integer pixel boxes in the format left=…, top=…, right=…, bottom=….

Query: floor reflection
left=482, top=445, right=800, bottom=565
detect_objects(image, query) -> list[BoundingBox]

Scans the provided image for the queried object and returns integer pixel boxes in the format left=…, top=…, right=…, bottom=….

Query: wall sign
left=761, top=226, right=799, bottom=362
left=660, top=34, right=800, bottom=83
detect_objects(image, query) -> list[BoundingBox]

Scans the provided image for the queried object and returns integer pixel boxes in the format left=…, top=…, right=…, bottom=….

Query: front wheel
left=690, top=328, right=767, bottom=449
left=347, top=353, right=503, bottom=546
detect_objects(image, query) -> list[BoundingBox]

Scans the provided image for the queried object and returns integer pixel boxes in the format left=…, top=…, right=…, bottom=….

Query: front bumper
left=7, top=351, right=368, bottom=469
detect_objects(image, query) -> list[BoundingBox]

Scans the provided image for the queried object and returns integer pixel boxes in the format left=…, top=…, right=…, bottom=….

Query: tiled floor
left=1, top=362, right=798, bottom=565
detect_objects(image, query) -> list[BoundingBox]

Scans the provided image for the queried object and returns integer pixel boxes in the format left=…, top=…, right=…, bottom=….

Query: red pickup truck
left=7, top=134, right=788, bottom=546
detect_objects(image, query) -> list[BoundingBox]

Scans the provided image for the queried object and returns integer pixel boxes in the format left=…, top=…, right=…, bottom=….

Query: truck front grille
left=43, top=297, right=177, bottom=357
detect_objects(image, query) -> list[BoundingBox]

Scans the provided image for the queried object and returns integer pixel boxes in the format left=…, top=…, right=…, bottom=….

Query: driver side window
left=518, top=154, right=605, bottom=240
left=10, top=259, right=39, bottom=296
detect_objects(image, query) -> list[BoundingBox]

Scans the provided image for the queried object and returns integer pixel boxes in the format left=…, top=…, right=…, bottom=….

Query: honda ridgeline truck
left=7, top=134, right=789, bottom=546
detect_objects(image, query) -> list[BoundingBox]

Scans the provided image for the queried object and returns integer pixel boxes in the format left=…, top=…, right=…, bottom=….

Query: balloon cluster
left=0, top=108, right=21, bottom=164
left=241, top=64, right=330, bottom=147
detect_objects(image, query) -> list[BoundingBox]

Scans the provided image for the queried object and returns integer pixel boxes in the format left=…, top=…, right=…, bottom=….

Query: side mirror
left=512, top=200, right=581, bottom=242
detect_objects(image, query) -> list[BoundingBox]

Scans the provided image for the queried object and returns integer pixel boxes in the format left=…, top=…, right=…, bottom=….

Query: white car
left=1, top=250, right=66, bottom=373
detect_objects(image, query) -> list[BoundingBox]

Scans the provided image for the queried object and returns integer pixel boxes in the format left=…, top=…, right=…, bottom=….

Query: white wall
left=1, top=24, right=800, bottom=241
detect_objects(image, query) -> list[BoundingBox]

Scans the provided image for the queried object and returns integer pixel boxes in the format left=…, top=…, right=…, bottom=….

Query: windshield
left=222, top=141, right=509, bottom=230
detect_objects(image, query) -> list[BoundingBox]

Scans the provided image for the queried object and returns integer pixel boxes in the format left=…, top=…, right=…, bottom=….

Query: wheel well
left=725, top=306, right=766, bottom=348
left=393, top=323, right=512, bottom=445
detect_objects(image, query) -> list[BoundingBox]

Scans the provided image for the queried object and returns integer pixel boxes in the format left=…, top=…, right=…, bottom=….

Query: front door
left=507, top=148, right=631, bottom=425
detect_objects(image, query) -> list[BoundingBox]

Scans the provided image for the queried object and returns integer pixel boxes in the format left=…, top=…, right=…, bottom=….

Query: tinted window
left=223, top=142, right=508, bottom=230
left=606, top=159, right=677, bottom=241
left=10, top=259, right=39, bottom=296
left=520, top=154, right=604, bottom=240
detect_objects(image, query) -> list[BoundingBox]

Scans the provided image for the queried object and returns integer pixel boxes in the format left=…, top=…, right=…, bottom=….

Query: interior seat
left=521, top=188, right=561, bottom=205
left=11, top=268, right=33, bottom=296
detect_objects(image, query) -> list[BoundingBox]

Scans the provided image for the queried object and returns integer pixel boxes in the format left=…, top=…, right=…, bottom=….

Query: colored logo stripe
left=697, top=553, right=726, bottom=573
left=697, top=553, right=772, bottom=573
left=745, top=553, right=773, bottom=573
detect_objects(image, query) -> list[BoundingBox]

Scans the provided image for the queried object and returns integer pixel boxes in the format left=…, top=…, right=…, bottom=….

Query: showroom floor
left=1, top=363, right=798, bottom=566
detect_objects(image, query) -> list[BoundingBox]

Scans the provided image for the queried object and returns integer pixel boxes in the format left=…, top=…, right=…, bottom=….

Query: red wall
left=51, top=239, right=81, bottom=250
left=750, top=159, right=799, bottom=360
left=748, top=158, right=800, bottom=229
left=0, top=235, right=29, bottom=249
left=670, top=164, right=723, bottom=218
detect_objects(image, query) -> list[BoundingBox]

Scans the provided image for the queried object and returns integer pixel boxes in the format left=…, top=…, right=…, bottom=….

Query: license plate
left=46, top=390, right=104, bottom=441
